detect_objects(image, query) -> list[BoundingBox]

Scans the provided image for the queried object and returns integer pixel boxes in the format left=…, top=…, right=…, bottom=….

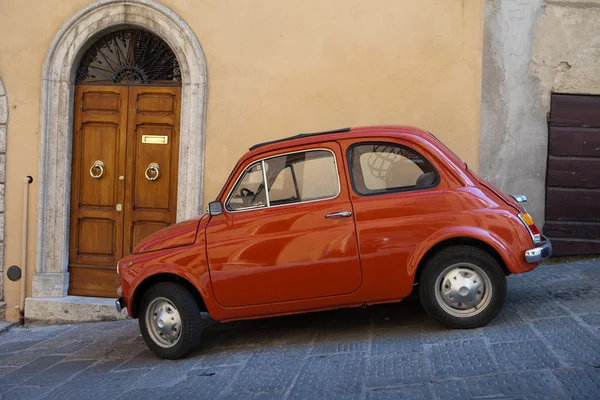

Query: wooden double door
left=69, top=85, right=181, bottom=297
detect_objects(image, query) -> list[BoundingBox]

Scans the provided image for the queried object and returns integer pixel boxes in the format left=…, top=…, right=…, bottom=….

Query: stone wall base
left=25, top=296, right=128, bottom=324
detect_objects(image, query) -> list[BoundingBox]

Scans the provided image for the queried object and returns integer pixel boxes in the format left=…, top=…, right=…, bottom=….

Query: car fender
left=127, top=261, right=214, bottom=316
left=406, top=226, right=519, bottom=279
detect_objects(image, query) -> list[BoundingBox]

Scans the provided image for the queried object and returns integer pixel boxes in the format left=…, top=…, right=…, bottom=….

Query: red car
left=115, top=126, right=552, bottom=359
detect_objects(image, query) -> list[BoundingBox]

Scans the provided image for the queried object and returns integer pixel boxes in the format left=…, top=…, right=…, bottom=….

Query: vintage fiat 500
left=115, top=126, right=552, bottom=359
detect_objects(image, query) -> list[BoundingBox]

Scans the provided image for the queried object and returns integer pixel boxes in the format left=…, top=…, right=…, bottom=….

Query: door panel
left=69, top=85, right=128, bottom=297
left=132, top=125, right=174, bottom=210
left=123, top=86, right=180, bottom=255
left=206, top=143, right=362, bottom=308
left=69, top=85, right=181, bottom=297
left=78, top=123, right=119, bottom=207
left=77, top=219, right=115, bottom=256
left=131, top=221, right=170, bottom=248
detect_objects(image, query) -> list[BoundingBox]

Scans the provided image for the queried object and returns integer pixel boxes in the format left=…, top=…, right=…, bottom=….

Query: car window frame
left=346, top=141, right=440, bottom=197
left=224, top=147, right=342, bottom=213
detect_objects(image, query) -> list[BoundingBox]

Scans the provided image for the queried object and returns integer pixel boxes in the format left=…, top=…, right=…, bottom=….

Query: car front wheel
left=419, top=245, right=507, bottom=329
left=139, top=282, right=203, bottom=359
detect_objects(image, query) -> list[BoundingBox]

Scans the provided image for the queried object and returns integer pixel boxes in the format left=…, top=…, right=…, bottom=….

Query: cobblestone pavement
left=1, top=260, right=599, bottom=399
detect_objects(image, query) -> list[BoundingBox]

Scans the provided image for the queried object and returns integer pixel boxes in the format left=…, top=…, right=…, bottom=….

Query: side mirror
left=208, top=201, right=223, bottom=216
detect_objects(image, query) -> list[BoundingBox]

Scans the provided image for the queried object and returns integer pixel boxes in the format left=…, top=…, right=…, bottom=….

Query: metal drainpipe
left=20, top=176, right=33, bottom=325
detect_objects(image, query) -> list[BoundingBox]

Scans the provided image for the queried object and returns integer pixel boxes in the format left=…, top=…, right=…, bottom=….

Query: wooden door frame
left=33, top=0, right=207, bottom=299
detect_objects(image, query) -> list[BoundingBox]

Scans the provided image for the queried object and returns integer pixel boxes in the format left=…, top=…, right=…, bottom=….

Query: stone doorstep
left=24, top=296, right=129, bottom=325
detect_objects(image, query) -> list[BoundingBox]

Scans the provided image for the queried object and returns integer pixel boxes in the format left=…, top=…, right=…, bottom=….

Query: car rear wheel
left=419, top=245, right=507, bottom=329
left=139, top=282, right=203, bottom=359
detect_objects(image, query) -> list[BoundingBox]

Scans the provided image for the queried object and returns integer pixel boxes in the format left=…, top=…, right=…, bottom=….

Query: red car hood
left=133, top=214, right=207, bottom=254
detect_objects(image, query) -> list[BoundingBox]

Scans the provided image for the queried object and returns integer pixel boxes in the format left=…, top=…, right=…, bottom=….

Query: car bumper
left=115, top=297, right=126, bottom=312
left=525, top=236, right=552, bottom=263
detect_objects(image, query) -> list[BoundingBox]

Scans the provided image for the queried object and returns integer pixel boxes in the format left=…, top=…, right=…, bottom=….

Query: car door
left=343, top=139, right=448, bottom=300
left=205, top=142, right=362, bottom=307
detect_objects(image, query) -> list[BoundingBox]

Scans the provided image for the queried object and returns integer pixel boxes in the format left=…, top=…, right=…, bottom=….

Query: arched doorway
left=32, top=0, right=207, bottom=304
left=69, top=28, right=182, bottom=297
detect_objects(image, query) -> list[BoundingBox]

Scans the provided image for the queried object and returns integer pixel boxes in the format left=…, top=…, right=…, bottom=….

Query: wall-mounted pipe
left=20, top=176, right=33, bottom=325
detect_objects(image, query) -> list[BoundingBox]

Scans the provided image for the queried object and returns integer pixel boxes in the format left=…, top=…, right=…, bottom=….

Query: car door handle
left=325, top=211, right=353, bottom=219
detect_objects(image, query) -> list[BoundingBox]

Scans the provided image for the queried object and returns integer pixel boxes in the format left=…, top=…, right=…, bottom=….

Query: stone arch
left=0, top=76, right=6, bottom=311
left=34, top=0, right=207, bottom=297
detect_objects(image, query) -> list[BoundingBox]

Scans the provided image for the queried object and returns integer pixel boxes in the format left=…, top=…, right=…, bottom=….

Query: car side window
left=266, top=150, right=339, bottom=206
left=226, top=162, right=268, bottom=211
left=348, top=143, right=438, bottom=195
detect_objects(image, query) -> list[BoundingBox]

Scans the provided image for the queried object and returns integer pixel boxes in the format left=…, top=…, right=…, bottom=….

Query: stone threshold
left=25, top=296, right=129, bottom=325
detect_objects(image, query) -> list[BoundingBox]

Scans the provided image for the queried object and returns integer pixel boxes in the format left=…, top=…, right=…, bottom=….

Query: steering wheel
left=240, top=188, right=255, bottom=206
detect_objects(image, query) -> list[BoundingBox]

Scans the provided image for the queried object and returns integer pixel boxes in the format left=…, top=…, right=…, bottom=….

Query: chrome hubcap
left=434, top=263, right=493, bottom=318
left=145, top=297, right=182, bottom=348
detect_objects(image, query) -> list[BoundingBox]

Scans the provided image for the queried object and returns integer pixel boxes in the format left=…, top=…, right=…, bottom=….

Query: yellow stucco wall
left=0, top=0, right=483, bottom=321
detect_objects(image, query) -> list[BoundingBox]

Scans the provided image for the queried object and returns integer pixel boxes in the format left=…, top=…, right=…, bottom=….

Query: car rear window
left=348, top=143, right=438, bottom=195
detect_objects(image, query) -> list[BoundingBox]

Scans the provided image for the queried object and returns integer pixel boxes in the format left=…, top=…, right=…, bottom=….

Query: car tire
left=419, top=245, right=507, bottom=329
left=138, top=282, right=203, bottom=359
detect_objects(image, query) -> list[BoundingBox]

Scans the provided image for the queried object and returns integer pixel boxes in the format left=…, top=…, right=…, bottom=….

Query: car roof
left=248, top=125, right=443, bottom=154
left=217, top=125, right=467, bottom=201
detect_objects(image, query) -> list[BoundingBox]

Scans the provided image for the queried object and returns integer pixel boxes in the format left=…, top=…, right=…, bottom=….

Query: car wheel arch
left=411, top=234, right=512, bottom=286
left=131, top=272, right=209, bottom=318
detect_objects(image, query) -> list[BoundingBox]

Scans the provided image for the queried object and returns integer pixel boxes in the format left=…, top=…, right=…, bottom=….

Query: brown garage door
left=544, top=94, right=600, bottom=256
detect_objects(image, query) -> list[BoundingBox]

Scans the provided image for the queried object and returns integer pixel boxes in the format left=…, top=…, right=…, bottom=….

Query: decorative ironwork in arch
left=75, top=28, right=181, bottom=84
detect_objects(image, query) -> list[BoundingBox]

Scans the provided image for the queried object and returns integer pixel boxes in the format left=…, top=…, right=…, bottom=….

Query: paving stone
left=0, top=355, right=64, bottom=386
left=44, top=361, right=148, bottom=400
left=490, top=339, right=562, bottom=372
left=371, top=325, right=424, bottom=355
left=365, top=353, right=429, bottom=388
left=154, top=365, right=239, bottom=399
left=0, top=349, right=47, bottom=367
left=481, top=306, right=538, bottom=343
left=66, top=334, right=146, bottom=361
left=129, top=359, right=198, bottom=390
left=287, top=353, right=366, bottom=400
left=432, top=370, right=562, bottom=399
left=507, top=284, right=569, bottom=320
left=29, top=339, right=94, bottom=356
left=0, top=385, right=16, bottom=396
left=2, top=325, right=74, bottom=343
left=223, top=351, right=303, bottom=395
left=554, top=367, right=600, bottom=399
left=581, top=313, right=600, bottom=327
left=2, top=385, right=51, bottom=400
left=114, top=350, right=162, bottom=371
left=310, top=327, right=370, bottom=354
left=116, top=388, right=172, bottom=400
left=531, top=317, right=600, bottom=368
left=429, top=339, right=498, bottom=380
left=221, top=389, right=288, bottom=399
left=0, top=339, right=46, bottom=354
left=191, top=345, right=255, bottom=368
left=421, top=324, right=483, bottom=344
left=366, top=384, right=434, bottom=400
left=0, top=367, right=16, bottom=378
left=512, top=265, right=586, bottom=287
left=550, top=286, right=600, bottom=315
left=21, top=360, right=94, bottom=387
